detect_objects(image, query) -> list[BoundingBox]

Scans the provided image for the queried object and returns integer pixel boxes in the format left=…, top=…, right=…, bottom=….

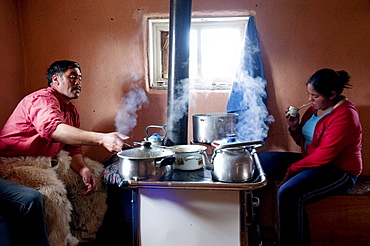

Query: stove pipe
left=165, top=0, right=192, bottom=145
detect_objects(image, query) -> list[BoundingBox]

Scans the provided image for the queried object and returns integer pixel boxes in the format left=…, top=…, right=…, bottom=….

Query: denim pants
left=0, top=179, right=49, bottom=246
left=258, top=152, right=357, bottom=246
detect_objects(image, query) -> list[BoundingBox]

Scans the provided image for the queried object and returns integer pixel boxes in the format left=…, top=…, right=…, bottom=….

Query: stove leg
left=242, top=191, right=262, bottom=246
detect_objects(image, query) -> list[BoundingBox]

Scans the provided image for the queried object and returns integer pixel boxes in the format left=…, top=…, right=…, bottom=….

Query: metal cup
left=288, top=106, right=299, bottom=117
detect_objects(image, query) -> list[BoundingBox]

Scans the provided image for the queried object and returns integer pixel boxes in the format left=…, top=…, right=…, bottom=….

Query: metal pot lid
left=212, top=138, right=263, bottom=149
left=117, top=142, right=174, bottom=160
left=165, top=145, right=207, bottom=153
left=192, top=113, right=239, bottom=118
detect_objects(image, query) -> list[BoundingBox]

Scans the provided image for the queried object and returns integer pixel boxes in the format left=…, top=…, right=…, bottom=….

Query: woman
left=260, top=68, right=362, bottom=246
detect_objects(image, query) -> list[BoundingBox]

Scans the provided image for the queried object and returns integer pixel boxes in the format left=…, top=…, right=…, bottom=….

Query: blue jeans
left=258, top=152, right=357, bottom=246
left=0, top=179, right=49, bottom=246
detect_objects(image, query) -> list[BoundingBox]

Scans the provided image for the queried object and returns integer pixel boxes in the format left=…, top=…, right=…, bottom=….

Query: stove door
left=139, top=189, right=243, bottom=246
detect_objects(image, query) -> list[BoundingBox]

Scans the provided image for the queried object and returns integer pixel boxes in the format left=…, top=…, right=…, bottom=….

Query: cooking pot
left=201, top=140, right=263, bottom=182
left=192, top=113, right=238, bottom=143
left=117, top=141, right=175, bottom=181
left=165, top=145, right=207, bottom=170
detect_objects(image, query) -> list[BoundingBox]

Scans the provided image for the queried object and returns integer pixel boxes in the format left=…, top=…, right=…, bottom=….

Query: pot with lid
left=117, top=141, right=175, bottom=181
left=192, top=113, right=238, bottom=143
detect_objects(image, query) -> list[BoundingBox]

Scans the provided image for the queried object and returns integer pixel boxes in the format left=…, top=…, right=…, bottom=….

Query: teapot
left=201, top=138, right=263, bottom=182
left=145, top=125, right=167, bottom=147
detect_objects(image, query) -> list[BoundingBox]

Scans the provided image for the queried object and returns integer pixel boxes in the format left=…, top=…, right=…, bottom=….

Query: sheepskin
left=0, top=150, right=107, bottom=246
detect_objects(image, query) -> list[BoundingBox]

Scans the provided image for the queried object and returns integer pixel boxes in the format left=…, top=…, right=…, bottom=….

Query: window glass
left=148, top=17, right=249, bottom=90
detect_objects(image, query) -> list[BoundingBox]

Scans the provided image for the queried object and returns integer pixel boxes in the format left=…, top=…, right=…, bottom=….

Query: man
left=0, top=60, right=129, bottom=245
left=0, top=179, right=49, bottom=246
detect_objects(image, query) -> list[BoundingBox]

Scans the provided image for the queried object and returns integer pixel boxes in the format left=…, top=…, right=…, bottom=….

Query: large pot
left=192, top=113, right=238, bottom=143
left=166, top=145, right=207, bottom=170
left=117, top=142, right=175, bottom=181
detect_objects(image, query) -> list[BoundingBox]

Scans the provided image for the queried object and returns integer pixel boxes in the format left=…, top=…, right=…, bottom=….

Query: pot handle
left=146, top=125, right=167, bottom=139
left=156, top=156, right=175, bottom=167
left=184, top=156, right=198, bottom=161
left=200, top=150, right=213, bottom=170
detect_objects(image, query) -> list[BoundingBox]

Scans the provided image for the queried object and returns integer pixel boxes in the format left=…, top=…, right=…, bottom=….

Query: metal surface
left=145, top=125, right=167, bottom=146
left=118, top=158, right=174, bottom=181
left=213, top=140, right=263, bottom=150
left=165, top=0, right=192, bottom=145
left=125, top=157, right=267, bottom=190
left=117, top=142, right=175, bottom=181
left=211, top=147, right=255, bottom=183
left=117, top=142, right=173, bottom=160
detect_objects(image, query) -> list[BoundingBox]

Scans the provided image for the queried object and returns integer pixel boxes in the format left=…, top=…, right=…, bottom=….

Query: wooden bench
left=307, top=175, right=370, bottom=246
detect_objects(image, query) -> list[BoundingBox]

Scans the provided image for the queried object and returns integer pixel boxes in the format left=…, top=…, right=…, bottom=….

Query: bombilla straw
left=299, top=103, right=311, bottom=109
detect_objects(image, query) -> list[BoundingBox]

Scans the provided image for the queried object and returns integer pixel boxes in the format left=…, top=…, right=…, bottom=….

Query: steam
left=167, top=78, right=192, bottom=125
left=227, top=16, right=275, bottom=142
left=231, top=72, right=275, bottom=142
left=115, top=84, right=149, bottom=135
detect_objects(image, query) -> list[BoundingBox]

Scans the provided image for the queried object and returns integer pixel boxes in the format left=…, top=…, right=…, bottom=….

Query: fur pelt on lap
left=54, top=151, right=107, bottom=243
left=0, top=150, right=108, bottom=246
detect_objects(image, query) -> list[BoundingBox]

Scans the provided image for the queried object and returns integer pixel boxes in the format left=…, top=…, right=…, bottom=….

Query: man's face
left=52, top=68, right=82, bottom=101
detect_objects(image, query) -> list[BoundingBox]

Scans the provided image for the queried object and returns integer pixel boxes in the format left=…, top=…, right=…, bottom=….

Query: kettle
left=145, top=125, right=167, bottom=147
left=201, top=139, right=263, bottom=182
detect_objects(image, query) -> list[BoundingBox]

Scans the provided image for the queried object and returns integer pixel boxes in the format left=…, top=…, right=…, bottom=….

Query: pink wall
left=0, top=0, right=25, bottom=127
left=2, top=0, right=370, bottom=175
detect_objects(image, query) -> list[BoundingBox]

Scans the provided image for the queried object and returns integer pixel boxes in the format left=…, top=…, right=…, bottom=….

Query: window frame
left=148, top=16, right=249, bottom=90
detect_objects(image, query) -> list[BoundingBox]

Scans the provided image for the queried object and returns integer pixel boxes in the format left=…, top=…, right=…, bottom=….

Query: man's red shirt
left=0, top=87, right=82, bottom=157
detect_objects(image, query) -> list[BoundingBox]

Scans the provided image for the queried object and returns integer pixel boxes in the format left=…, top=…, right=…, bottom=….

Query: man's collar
left=48, top=86, right=71, bottom=105
left=47, top=87, right=71, bottom=108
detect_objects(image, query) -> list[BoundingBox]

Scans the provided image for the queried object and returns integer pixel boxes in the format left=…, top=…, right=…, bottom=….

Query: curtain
left=226, top=16, right=272, bottom=142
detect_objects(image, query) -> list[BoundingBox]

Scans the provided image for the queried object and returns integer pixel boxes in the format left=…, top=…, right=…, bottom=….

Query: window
left=148, top=17, right=249, bottom=90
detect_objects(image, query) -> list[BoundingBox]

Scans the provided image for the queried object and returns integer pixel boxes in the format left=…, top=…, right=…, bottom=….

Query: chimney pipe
left=165, top=0, right=192, bottom=145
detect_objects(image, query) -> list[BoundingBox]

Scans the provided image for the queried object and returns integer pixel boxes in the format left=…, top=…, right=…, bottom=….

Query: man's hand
left=79, top=166, right=96, bottom=195
left=70, top=154, right=97, bottom=195
left=52, top=124, right=129, bottom=152
left=100, top=132, right=129, bottom=152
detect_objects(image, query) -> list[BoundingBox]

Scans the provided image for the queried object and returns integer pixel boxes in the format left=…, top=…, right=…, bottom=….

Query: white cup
left=288, top=106, right=299, bottom=117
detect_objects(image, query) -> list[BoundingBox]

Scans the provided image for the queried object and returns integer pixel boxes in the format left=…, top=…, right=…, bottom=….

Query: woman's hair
left=306, top=68, right=352, bottom=98
left=47, top=60, right=81, bottom=86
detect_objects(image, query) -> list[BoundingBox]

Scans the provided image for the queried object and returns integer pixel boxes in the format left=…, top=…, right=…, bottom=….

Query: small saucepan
left=165, top=145, right=207, bottom=171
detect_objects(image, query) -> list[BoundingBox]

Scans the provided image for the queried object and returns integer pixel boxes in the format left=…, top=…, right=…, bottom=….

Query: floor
left=78, top=230, right=278, bottom=246
left=259, top=226, right=278, bottom=246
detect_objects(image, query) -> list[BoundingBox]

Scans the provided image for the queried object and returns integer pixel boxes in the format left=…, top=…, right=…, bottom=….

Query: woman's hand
left=285, top=108, right=300, bottom=130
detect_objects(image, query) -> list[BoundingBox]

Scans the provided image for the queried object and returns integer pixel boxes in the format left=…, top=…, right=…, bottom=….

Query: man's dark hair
left=47, top=60, right=81, bottom=86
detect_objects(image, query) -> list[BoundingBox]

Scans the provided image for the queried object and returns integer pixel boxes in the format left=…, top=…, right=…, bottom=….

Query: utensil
left=201, top=140, right=263, bottom=182
left=145, top=125, right=167, bottom=146
left=288, top=103, right=311, bottom=117
left=117, top=141, right=175, bottom=181
left=192, top=113, right=238, bottom=143
left=165, top=145, right=207, bottom=170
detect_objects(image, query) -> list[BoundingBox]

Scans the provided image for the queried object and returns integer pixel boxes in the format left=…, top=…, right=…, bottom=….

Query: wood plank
left=308, top=195, right=370, bottom=246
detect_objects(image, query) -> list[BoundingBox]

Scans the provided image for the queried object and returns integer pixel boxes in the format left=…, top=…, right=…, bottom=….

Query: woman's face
left=306, top=83, right=334, bottom=110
